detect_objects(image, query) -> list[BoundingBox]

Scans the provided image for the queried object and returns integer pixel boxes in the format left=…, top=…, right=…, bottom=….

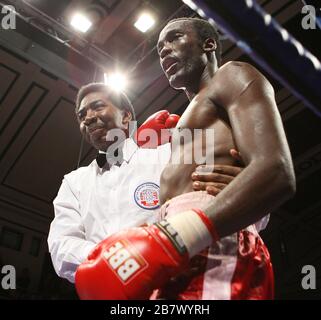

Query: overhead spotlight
left=70, top=13, right=92, bottom=33
left=104, top=72, right=128, bottom=92
left=134, top=13, right=155, bottom=33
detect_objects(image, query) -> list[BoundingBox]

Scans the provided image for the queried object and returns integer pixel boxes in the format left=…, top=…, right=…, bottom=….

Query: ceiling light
left=104, top=72, right=128, bottom=92
left=134, top=13, right=155, bottom=33
left=70, top=13, right=92, bottom=33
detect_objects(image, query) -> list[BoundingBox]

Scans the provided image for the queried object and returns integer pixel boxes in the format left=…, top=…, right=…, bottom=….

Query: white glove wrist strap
left=167, top=210, right=212, bottom=258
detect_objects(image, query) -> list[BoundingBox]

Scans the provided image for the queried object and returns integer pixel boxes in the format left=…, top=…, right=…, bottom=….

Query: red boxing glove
left=165, top=113, right=180, bottom=129
left=75, top=221, right=188, bottom=300
left=135, top=110, right=180, bottom=148
left=75, top=209, right=219, bottom=300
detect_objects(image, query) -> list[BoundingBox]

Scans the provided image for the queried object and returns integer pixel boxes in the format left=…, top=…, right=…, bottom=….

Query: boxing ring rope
left=182, top=0, right=321, bottom=118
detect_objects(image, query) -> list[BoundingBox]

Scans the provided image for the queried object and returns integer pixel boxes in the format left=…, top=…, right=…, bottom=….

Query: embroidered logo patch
left=134, top=182, right=160, bottom=210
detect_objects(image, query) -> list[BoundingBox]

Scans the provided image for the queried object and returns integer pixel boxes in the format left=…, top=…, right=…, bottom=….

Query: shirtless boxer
left=75, top=18, right=296, bottom=300
left=152, top=17, right=297, bottom=299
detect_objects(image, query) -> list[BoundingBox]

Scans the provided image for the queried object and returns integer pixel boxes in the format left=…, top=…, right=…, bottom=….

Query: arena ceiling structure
left=0, top=0, right=320, bottom=299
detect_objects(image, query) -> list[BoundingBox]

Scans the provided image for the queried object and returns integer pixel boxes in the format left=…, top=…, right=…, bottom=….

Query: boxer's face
left=77, top=91, right=131, bottom=151
left=157, top=20, right=206, bottom=89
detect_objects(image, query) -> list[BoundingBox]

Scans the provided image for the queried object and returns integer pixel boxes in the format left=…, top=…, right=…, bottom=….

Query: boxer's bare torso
left=157, top=19, right=295, bottom=237
left=160, top=67, right=236, bottom=203
left=160, top=62, right=245, bottom=203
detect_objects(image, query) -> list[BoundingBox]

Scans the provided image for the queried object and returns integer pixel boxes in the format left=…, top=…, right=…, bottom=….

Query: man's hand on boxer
left=192, top=149, right=244, bottom=195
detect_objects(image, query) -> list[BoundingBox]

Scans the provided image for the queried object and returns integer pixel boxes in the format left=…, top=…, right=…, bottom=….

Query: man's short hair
left=75, top=83, right=136, bottom=120
left=165, top=17, right=222, bottom=66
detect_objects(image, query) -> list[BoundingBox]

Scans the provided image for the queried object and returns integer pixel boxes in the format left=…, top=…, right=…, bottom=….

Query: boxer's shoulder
left=218, top=60, right=259, bottom=74
left=210, top=61, right=272, bottom=108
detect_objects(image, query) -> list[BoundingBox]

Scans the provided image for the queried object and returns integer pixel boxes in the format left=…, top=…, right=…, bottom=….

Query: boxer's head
left=75, top=83, right=135, bottom=151
left=157, top=17, right=221, bottom=91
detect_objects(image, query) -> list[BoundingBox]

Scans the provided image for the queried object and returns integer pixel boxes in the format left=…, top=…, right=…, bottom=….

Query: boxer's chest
left=171, top=94, right=235, bottom=161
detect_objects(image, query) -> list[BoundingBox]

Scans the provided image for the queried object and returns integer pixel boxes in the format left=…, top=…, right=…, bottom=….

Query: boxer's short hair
left=75, top=83, right=136, bottom=120
left=165, top=17, right=222, bottom=66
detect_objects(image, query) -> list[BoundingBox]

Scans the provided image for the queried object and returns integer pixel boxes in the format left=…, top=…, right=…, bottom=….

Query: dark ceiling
left=0, top=0, right=320, bottom=299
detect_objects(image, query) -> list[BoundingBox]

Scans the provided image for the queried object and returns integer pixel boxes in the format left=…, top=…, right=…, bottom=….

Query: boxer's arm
left=204, top=62, right=296, bottom=238
left=48, top=177, right=96, bottom=283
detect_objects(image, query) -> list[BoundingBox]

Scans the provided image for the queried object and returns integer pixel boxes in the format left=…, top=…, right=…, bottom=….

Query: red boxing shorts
left=151, top=191, right=274, bottom=300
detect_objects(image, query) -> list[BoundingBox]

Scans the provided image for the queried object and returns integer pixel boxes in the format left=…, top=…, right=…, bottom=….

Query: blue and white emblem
left=134, top=182, right=160, bottom=210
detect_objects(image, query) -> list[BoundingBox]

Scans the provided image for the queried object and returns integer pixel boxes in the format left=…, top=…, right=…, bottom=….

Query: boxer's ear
left=122, top=110, right=132, bottom=124
left=203, top=38, right=216, bottom=52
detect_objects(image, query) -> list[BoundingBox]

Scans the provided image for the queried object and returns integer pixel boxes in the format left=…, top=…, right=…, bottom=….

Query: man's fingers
left=212, top=164, right=243, bottom=176
left=192, top=171, right=235, bottom=183
left=193, top=181, right=226, bottom=191
left=230, top=148, right=242, bottom=161
left=194, top=164, right=243, bottom=178
left=205, top=186, right=220, bottom=196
